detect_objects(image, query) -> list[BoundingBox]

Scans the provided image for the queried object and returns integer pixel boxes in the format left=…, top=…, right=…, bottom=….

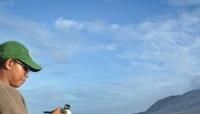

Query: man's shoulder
left=0, top=84, right=10, bottom=96
left=0, top=83, right=19, bottom=96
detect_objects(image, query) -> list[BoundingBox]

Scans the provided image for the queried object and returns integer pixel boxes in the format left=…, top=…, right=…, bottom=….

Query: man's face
left=8, top=60, right=29, bottom=88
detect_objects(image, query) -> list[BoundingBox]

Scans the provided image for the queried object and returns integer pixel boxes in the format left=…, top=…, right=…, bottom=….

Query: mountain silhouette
left=135, top=89, right=200, bottom=114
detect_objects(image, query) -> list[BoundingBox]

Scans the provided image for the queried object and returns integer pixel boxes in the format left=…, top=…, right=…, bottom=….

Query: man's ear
left=4, top=59, right=14, bottom=70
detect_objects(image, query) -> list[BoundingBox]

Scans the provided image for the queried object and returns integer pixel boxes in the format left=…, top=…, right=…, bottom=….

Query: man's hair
left=0, top=58, right=7, bottom=68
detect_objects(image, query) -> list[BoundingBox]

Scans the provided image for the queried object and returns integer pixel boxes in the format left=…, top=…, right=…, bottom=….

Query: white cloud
left=55, top=17, right=84, bottom=31
left=54, top=7, right=200, bottom=83
left=0, top=14, right=86, bottom=65
left=55, top=17, right=121, bottom=34
left=168, top=0, right=200, bottom=7
left=87, top=44, right=117, bottom=52
left=0, top=0, right=15, bottom=7
left=0, top=14, right=48, bottom=37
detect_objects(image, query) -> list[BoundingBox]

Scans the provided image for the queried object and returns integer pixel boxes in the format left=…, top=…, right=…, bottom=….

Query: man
left=0, top=41, right=62, bottom=114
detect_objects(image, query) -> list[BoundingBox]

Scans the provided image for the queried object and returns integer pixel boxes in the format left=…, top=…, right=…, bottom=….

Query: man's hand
left=51, top=107, right=62, bottom=114
left=44, top=107, right=62, bottom=114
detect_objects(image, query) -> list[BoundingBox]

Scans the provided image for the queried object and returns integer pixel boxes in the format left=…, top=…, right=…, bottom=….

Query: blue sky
left=1, top=0, right=200, bottom=114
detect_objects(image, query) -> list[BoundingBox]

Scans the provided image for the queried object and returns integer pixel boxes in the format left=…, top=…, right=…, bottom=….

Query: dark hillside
left=135, top=89, right=200, bottom=114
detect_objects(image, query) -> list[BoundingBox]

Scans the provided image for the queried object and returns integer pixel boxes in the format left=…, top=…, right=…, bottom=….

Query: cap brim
left=19, top=58, right=42, bottom=72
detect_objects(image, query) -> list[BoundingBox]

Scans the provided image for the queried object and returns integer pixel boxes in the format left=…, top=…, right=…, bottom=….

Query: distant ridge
left=135, top=89, right=200, bottom=114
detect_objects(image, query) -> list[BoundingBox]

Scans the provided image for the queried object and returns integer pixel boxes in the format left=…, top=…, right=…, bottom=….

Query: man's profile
left=0, top=40, right=62, bottom=114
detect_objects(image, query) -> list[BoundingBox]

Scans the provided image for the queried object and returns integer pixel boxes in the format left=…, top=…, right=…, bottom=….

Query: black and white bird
left=62, top=104, right=71, bottom=114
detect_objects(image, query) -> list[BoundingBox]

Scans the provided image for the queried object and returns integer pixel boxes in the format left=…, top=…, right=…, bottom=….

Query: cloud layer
left=53, top=4, right=200, bottom=114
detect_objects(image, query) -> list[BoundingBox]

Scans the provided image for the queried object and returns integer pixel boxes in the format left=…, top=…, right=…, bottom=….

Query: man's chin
left=12, top=82, right=24, bottom=88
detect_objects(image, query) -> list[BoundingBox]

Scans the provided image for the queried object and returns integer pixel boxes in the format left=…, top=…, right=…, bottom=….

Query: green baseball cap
left=0, top=41, right=42, bottom=72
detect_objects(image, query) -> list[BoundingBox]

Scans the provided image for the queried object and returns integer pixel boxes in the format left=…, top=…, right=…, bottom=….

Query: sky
left=0, top=0, right=200, bottom=114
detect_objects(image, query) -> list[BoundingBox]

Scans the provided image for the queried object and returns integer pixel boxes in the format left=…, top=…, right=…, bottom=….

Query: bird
left=61, top=104, right=71, bottom=114
left=44, top=104, right=72, bottom=114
